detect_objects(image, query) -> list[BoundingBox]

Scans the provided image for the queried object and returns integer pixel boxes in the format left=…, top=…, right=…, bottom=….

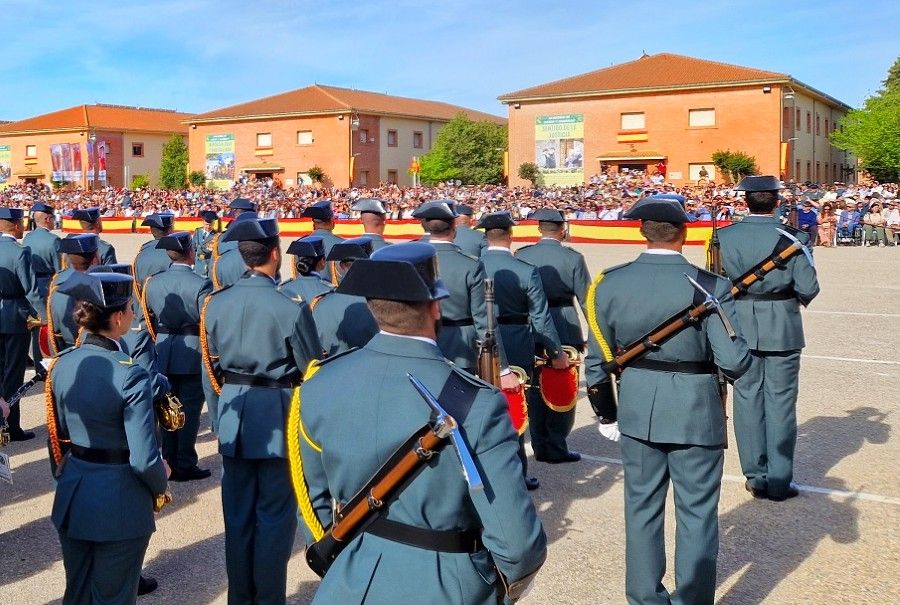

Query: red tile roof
left=0, top=104, right=192, bottom=134
left=191, top=85, right=505, bottom=123
left=499, top=53, right=788, bottom=101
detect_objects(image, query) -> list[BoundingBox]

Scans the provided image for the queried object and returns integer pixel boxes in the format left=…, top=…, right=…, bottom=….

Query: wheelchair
left=836, top=225, right=862, bottom=246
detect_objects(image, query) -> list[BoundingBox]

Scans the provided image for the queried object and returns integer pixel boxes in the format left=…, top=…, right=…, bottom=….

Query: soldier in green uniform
left=47, top=234, right=99, bottom=353
left=211, top=213, right=259, bottom=291
left=134, top=213, right=174, bottom=288
left=585, top=195, right=751, bottom=605
left=478, top=211, right=568, bottom=491
left=23, top=202, right=61, bottom=374
left=48, top=271, right=168, bottom=605
left=515, top=208, right=591, bottom=463
left=412, top=201, right=512, bottom=380
left=309, top=237, right=378, bottom=357
left=200, top=217, right=321, bottom=605
left=351, top=198, right=392, bottom=250
left=301, top=200, right=343, bottom=285
left=71, top=207, right=117, bottom=265
left=0, top=207, right=44, bottom=441
left=192, top=210, right=219, bottom=278
left=717, top=175, right=820, bottom=501
left=297, top=242, right=547, bottom=604
left=453, top=203, right=487, bottom=257
left=279, top=236, right=331, bottom=303
left=142, top=231, right=213, bottom=482
left=209, top=198, right=256, bottom=286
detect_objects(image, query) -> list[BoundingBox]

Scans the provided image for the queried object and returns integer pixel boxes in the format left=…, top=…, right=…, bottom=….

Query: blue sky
left=1, top=0, right=897, bottom=121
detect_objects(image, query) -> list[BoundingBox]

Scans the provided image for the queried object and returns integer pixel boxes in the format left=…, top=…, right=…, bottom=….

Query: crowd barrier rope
left=60, top=217, right=724, bottom=245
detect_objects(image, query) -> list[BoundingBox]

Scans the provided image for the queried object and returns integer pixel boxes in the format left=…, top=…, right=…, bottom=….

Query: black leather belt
left=548, top=298, right=574, bottom=308
left=740, top=292, right=795, bottom=301
left=441, top=318, right=474, bottom=327
left=35, top=272, right=54, bottom=278
left=366, top=517, right=483, bottom=554
left=222, top=371, right=300, bottom=389
left=630, top=359, right=716, bottom=374
left=157, top=325, right=201, bottom=336
left=70, top=443, right=131, bottom=464
left=0, top=293, right=22, bottom=299
left=498, top=315, right=528, bottom=325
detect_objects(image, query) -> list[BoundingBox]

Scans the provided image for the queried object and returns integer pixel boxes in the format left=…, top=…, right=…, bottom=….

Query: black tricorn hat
left=59, top=234, right=99, bottom=255
left=475, top=211, right=516, bottom=230
left=530, top=208, right=565, bottom=223
left=287, top=235, right=325, bottom=258
left=57, top=271, right=133, bottom=309
left=412, top=200, right=458, bottom=221
left=337, top=242, right=449, bottom=302
left=734, top=175, right=783, bottom=192
left=221, top=218, right=279, bottom=243
left=623, top=195, right=695, bottom=223
left=325, top=236, right=373, bottom=262
left=155, top=231, right=193, bottom=253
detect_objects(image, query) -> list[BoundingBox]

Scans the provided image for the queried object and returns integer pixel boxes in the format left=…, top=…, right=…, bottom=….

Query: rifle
left=476, top=279, right=501, bottom=387
left=0, top=373, right=45, bottom=447
left=706, top=209, right=730, bottom=448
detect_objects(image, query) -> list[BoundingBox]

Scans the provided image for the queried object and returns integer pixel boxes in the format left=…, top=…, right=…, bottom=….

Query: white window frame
left=297, top=130, right=313, bottom=145
left=688, top=108, right=716, bottom=127
left=256, top=132, right=272, bottom=148
left=620, top=112, right=645, bottom=130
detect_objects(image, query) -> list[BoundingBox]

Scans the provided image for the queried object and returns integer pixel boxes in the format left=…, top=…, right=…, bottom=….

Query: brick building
left=499, top=53, right=853, bottom=187
left=186, top=84, right=504, bottom=189
left=0, top=105, right=191, bottom=189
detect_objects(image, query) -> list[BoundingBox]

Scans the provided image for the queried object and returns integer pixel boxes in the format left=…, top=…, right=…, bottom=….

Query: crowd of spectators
left=1, top=169, right=897, bottom=246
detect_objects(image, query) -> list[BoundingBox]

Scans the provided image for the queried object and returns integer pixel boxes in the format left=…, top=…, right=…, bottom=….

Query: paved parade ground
left=1, top=235, right=898, bottom=604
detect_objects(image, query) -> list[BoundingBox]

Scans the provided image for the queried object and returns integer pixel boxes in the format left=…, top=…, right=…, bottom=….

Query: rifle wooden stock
left=305, top=422, right=452, bottom=577
left=477, top=279, right=501, bottom=387
left=708, top=212, right=729, bottom=448
left=729, top=241, right=804, bottom=298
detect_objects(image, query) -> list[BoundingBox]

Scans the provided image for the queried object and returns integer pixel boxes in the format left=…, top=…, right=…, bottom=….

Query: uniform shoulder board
left=53, top=345, right=79, bottom=359
left=312, top=347, right=359, bottom=369
left=455, top=248, right=478, bottom=262
left=449, top=364, right=495, bottom=390
left=601, top=261, right=633, bottom=275
left=695, top=266, right=722, bottom=281
left=112, top=350, right=135, bottom=366
left=207, top=283, right=233, bottom=297
left=516, top=243, right=535, bottom=253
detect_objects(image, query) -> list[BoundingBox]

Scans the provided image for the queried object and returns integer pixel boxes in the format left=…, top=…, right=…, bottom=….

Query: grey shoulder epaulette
left=448, top=364, right=495, bottom=390
left=315, top=347, right=359, bottom=367
left=601, top=261, right=633, bottom=275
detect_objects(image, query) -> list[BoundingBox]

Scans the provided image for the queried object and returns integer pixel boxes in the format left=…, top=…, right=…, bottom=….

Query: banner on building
left=86, top=140, right=95, bottom=182
left=85, top=140, right=109, bottom=184
left=49, top=143, right=84, bottom=183
left=535, top=114, right=584, bottom=186
left=205, top=134, right=235, bottom=189
left=97, top=141, right=107, bottom=182
left=0, top=146, right=10, bottom=188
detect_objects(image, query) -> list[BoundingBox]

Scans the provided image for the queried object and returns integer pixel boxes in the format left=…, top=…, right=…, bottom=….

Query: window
left=359, top=170, right=369, bottom=186
left=256, top=133, right=272, bottom=148
left=359, top=129, right=369, bottom=144
left=824, top=119, right=828, bottom=135
left=25, top=145, right=37, bottom=158
left=387, top=169, right=398, bottom=184
left=297, top=130, right=313, bottom=145
left=795, top=160, right=801, bottom=180
left=806, top=161, right=811, bottom=181
left=620, top=112, right=645, bottom=130
left=795, top=108, right=801, bottom=131
left=816, top=162, right=821, bottom=183
left=387, top=129, right=398, bottom=147
left=413, top=131, right=423, bottom=149
left=816, top=115, right=821, bottom=136
left=131, top=143, right=144, bottom=157
left=806, top=112, right=811, bottom=134
left=783, top=107, right=791, bottom=130
left=296, top=172, right=312, bottom=186
left=688, top=108, right=716, bottom=127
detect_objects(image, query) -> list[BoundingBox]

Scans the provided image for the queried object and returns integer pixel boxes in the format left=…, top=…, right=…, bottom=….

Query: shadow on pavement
left=716, top=406, right=889, bottom=602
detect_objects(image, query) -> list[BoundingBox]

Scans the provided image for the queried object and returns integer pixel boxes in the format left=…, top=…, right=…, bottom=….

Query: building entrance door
left=618, top=163, right=648, bottom=174
left=254, top=172, right=273, bottom=181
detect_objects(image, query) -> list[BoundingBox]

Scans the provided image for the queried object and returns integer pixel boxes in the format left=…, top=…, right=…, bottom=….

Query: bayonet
left=684, top=273, right=736, bottom=338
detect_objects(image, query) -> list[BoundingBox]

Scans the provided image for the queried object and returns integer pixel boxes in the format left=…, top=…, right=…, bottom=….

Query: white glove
left=598, top=421, right=620, bottom=442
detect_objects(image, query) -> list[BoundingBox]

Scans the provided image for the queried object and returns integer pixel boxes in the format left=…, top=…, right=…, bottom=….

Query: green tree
left=711, top=149, right=758, bottom=183
left=881, top=56, right=900, bottom=94
left=130, top=174, right=150, bottom=189
left=832, top=90, right=900, bottom=182
left=158, top=134, right=189, bottom=190
left=188, top=170, right=206, bottom=187
left=518, top=162, right=542, bottom=186
left=418, top=113, right=507, bottom=185
left=307, top=165, right=326, bottom=186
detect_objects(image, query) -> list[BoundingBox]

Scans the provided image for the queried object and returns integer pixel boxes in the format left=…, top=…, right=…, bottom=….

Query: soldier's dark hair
left=745, top=191, right=778, bottom=213
left=367, top=299, right=431, bottom=333
left=238, top=236, right=279, bottom=268
left=166, top=249, right=189, bottom=263
left=73, top=299, right=128, bottom=332
left=538, top=221, right=563, bottom=234
left=639, top=220, right=683, bottom=243
left=67, top=253, right=96, bottom=271
left=485, top=227, right=511, bottom=242
left=423, top=218, right=453, bottom=236
left=150, top=226, right=173, bottom=240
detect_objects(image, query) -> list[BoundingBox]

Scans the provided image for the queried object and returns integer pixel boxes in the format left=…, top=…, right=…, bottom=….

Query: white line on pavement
left=802, top=354, right=900, bottom=366
left=577, top=453, right=900, bottom=506
left=803, top=310, right=900, bottom=318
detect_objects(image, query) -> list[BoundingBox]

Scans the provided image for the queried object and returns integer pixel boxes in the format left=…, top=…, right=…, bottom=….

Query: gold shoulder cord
left=308, top=292, right=327, bottom=312
left=287, top=359, right=325, bottom=541
left=131, top=257, right=141, bottom=298
left=210, top=233, right=222, bottom=263
left=44, top=356, right=67, bottom=467
left=585, top=272, right=614, bottom=363
left=199, top=295, right=222, bottom=395
left=329, top=262, right=339, bottom=287
left=46, top=274, right=60, bottom=356
left=139, top=275, right=157, bottom=342
left=210, top=257, right=222, bottom=291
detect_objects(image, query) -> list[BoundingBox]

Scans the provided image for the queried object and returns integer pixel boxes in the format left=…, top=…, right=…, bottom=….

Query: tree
left=158, top=134, right=189, bottom=190
left=307, top=165, right=326, bottom=186
left=418, top=113, right=507, bottom=185
left=831, top=57, right=900, bottom=183
left=188, top=170, right=206, bottom=187
left=518, top=162, right=542, bottom=187
left=130, top=174, right=150, bottom=189
left=711, top=149, right=758, bottom=183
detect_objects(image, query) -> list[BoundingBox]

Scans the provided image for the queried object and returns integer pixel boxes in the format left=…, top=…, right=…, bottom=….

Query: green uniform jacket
left=515, top=238, right=591, bottom=348
left=192, top=227, right=217, bottom=278
left=23, top=227, right=61, bottom=298
left=202, top=273, right=321, bottom=458
left=299, top=333, right=547, bottom=604
left=49, top=268, right=79, bottom=348
left=0, top=235, right=45, bottom=331
left=716, top=216, right=820, bottom=351
left=453, top=225, right=487, bottom=258
left=312, top=228, right=344, bottom=285
left=50, top=336, right=167, bottom=541
left=310, top=290, right=378, bottom=357
left=364, top=232, right=391, bottom=250
left=98, top=238, right=118, bottom=265
left=481, top=248, right=562, bottom=369
left=143, top=264, right=213, bottom=375
left=279, top=273, right=331, bottom=305
left=133, top=239, right=171, bottom=287
left=212, top=248, right=247, bottom=290
left=585, top=253, right=752, bottom=445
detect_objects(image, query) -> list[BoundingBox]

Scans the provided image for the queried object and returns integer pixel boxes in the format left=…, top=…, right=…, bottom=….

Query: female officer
left=47, top=271, right=169, bottom=604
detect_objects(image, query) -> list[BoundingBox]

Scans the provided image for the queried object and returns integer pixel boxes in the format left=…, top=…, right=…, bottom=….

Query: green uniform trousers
left=161, top=374, right=205, bottom=473
left=1, top=332, right=29, bottom=433
left=222, top=456, right=296, bottom=605
left=58, top=533, right=150, bottom=605
left=732, top=349, right=801, bottom=498
left=621, top=435, right=723, bottom=605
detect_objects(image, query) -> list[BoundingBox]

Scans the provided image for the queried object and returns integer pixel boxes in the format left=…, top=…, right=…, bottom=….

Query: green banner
left=0, top=145, right=10, bottom=188
left=205, top=134, right=235, bottom=189
left=535, top=114, right=584, bottom=186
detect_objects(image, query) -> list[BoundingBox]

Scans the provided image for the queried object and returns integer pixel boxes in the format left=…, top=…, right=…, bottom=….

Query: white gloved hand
left=598, top=421, right=621, bottom=442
